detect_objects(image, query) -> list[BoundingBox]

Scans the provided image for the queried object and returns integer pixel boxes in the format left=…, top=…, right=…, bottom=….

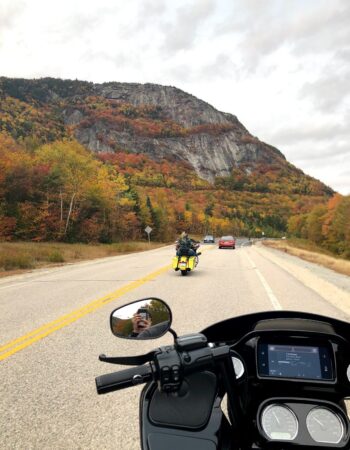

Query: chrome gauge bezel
left=231, top=356, right=244, bottom=379
left=261, top=404, right=299, bottom=441
left=306, top=407, right=345, bottom=444
left=258, top=399, right=349, bottom=447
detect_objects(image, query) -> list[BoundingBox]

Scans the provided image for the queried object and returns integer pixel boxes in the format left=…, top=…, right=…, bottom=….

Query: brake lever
left=99, top=350, right=156, bottom=366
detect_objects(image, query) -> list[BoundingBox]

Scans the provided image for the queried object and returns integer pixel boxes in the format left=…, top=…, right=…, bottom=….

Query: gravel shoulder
left=255, top=243, right=350, bottom=316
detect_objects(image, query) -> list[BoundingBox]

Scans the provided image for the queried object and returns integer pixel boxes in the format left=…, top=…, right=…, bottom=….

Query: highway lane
left=0, top=245, right=187, bottom=348
left=1, top=243, right=350, bottom=449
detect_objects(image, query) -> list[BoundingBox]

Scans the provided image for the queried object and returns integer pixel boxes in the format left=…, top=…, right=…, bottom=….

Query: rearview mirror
left=110, top=298, right=172, bottom=340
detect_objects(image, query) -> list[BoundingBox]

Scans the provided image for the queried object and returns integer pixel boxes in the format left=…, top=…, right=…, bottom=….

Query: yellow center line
left=0, top=264, right=172, bottom=362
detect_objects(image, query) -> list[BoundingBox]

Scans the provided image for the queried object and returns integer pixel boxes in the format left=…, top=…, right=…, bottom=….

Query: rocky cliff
left=0, top=77, right=314, bottom=187
left=66, top=82, right=286, bottom=182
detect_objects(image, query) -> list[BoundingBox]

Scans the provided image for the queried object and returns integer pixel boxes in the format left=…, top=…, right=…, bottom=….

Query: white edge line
left=245, top=252, right=282, bottom=311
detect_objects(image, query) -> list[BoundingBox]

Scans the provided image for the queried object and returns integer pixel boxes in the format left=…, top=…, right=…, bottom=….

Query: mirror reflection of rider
left=129, top=309, right=152, bottom=337
left=176, top=231, right=199, bottom=257
left=137, top=320, right=170, bottom=339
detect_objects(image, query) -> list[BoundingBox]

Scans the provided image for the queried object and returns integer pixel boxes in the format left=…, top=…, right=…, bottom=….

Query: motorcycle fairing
left=149, top=371, right=217, bottom=428
left=140, top=372, right=232, bottom=450
left=147, top=433, right=216, bottom=450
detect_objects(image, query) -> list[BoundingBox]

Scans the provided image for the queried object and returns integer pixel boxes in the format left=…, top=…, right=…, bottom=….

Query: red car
left=218, top=235, right=236, bottom=249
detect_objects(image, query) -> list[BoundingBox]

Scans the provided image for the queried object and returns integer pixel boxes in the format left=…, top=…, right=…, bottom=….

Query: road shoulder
left=253, top=244, right=350, bottom=317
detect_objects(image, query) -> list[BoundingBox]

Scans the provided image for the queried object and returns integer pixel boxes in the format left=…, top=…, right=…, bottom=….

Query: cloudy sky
left=1, top=0, right=349, bottom=194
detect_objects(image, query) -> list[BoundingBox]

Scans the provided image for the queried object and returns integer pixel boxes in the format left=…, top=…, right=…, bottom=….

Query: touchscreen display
left=257, top=344, right=333, bottom=380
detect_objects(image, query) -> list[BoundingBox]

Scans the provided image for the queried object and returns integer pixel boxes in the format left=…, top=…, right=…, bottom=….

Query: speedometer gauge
left=306, top=407, right=344, bottom=444
left=261, top=404, right=298, bottom=441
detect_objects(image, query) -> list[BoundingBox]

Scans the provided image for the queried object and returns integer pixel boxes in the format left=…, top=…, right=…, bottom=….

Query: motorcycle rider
left=176, top=231, right=199, bottom=257
left=137, top=319, right=171, bottom=339
left=129, top=310, right=170, bottom=339
left=129, top=309, right=152, bottom=337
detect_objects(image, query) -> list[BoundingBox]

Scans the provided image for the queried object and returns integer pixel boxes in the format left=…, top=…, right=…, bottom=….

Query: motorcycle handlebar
left=96, top=345, right=230, bottom=395
left=96, top=364, right=153, bottom=395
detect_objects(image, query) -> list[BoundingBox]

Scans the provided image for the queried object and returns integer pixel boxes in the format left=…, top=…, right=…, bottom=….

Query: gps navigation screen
left=257, top=344, right=333, bottom=380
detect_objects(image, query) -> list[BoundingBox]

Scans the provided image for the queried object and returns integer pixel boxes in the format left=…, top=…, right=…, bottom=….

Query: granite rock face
left=96, top=82, right=235, bottom=127
left=64, top=82, right=285, bottom=182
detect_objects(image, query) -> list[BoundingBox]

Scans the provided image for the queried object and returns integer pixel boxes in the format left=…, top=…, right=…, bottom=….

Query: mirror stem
left=168, top=328, right=178, bottom=340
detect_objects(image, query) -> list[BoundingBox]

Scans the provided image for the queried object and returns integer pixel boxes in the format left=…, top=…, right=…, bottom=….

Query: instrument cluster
left=258, top=400, right=349, bottom=447
left=229, top=333, right=350, bottom=448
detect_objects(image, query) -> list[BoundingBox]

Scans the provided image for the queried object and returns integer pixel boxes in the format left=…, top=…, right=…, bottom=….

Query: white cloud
left=158, top=0, right=216, bottom=54
left=300, top=71, right=350, bottom=111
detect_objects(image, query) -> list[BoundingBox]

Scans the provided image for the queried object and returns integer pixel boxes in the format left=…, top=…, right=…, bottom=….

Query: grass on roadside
left=263, top=238, right=350, bottom=277
left=0, top=241, right=168, bottom=276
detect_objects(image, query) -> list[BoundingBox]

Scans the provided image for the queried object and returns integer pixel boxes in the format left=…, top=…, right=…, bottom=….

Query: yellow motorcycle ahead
left=172, top=243, right=201, bottom=276
left=172, top=255, right=197, bottom=276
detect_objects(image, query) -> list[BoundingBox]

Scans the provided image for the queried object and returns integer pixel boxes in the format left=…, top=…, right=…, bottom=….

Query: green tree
left=307, top=205, right=327, bottom=244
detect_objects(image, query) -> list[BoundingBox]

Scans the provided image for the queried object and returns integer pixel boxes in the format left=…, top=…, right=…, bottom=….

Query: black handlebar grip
left=96, top=364, right=153, bottom=395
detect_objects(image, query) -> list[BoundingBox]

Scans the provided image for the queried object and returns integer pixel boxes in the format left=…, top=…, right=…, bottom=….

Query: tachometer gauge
left=306, top=407, right=344, bottom=444
left=261, top=404, right=298, bottom=441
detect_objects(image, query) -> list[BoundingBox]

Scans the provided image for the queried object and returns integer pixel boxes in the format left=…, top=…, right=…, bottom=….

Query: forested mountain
left=1, top=76, right=344, bottom=250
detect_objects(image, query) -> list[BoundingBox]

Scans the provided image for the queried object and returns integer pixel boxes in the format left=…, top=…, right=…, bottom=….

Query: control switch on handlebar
left=172, top=365, right=180, bottom=382
left=154, top=347, right=183, bottom=393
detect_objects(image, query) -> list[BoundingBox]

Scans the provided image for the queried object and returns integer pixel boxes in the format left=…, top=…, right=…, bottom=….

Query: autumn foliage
left=287, top=194, right=350, bottom=258
left=0, top=77, right=341, bottom=250
left=0, top=131, right=335, bottom=245
left=0, top=134, right=129, bottom=242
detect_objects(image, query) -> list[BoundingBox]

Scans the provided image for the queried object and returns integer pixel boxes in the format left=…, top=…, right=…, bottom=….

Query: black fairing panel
left=148, top=433, right=216, bottom=450
left=140, top=372, right=231, bottom=450
left=149, top=371, right=217, bottom=428
left=202, top=310, right=350, bottom=343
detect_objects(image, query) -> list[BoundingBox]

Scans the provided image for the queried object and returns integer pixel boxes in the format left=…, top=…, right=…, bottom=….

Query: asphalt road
left=1, top=242, right=350, bottom=449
